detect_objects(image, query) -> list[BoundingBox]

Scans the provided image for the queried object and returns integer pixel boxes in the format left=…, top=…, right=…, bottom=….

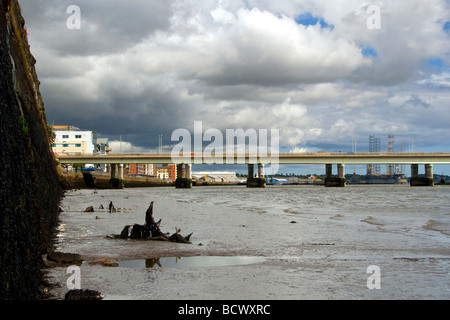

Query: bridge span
left=57, top=152, right=450, bottom=188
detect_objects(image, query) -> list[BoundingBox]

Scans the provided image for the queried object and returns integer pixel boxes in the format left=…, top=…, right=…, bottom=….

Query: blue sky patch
left=444, top=21, right=450, bottom=31
left=361, top=46, right=378, bottom=57
left=295, top=13, right=334, bottom=30
left=427, top=58, right=444, bottom=69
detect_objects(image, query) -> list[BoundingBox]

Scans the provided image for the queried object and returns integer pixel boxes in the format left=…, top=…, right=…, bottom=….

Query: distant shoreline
left=58, top=171, right=448, bottom=190
left=57, top=171, right=242, bottom=189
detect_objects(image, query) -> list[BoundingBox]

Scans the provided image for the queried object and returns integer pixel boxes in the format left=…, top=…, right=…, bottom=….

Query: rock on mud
left=64, top=289, right=102, bottom=300
left=89, top=257, right=119, bottom=267
left=46, top=252, right=82, bottom=265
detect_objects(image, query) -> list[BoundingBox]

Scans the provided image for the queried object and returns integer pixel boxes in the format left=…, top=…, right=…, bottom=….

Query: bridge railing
left=57, top=151, right=450, bottom=157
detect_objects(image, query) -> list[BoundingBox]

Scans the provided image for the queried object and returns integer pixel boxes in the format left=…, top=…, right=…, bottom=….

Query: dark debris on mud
left=109, top=201, right=193, bottom=244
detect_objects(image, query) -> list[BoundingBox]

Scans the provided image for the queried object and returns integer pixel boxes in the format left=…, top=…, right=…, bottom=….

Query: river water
left=46, top=184, right=450, bottom=300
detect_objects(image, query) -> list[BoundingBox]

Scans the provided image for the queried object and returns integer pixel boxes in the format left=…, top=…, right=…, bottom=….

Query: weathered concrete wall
left=0, top=0, right=61, bottom=299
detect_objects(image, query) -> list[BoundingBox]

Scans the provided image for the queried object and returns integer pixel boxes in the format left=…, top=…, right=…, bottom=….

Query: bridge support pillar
left=248, top=164, right=254, bottom=178
left=325, top=164, right=332, bottom=179
left=176, top=163, right=183, bottom=178
left=411, top=164, right=419, bottom=179
left=110, top=164, right=116, bottom=179
left=109, top=164, right=124, bottom=189
left=410, top=164, right=434, bottom=186
left=118, top=164, right=124, bottom=179
left=258, top=164, right=265, bottom=178
left=186, top=163, right=193, bottom=188
left=425, top=164, right=433, bottom=180
left=185, top=163, right=192, bottom=179
left=175, top=163, right=192, bottom=188
left=247, top=164, right=266, bottom=188
left=337, top=164, right=345, bottom=179
left=325, top=164, right=346, bottom=187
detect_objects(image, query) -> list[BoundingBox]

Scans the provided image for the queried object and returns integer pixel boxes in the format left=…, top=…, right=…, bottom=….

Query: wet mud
left=45, top=185, right=450, bottom=300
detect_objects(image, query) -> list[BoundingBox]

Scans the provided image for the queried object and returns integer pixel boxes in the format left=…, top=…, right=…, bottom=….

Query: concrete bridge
left=57, top=152, right=450, bottom=188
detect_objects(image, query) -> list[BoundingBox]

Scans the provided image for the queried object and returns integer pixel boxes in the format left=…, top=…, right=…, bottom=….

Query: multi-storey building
left=157, top=166, right=169, bottom=180
left=129, top=164, right=158, bottom=177
left=167, top=164, right=176, bottom=180
left=51, top=125, right=97, bottom=155
left=157, top=164, right=177, bottom=180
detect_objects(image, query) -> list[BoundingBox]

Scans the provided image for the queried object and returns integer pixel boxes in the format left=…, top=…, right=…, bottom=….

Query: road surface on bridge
left=57, top=152, right=450, bottom=165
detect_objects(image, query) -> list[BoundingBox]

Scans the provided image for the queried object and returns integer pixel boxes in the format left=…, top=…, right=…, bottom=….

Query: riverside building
left=51, top=125, right=97, bottom=156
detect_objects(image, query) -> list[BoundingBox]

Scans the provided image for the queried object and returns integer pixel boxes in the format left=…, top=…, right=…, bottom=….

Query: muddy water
left=46, top=185, right=450, bottom=300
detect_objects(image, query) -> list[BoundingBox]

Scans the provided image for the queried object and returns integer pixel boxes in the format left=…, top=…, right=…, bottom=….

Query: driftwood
left=109, top=201, right=118, bottom=212
left=116, top=201, right=192, bottom=243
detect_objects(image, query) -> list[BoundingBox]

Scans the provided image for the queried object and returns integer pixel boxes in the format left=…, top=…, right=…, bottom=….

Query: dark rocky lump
left=64, top=289, right=103, bottom=300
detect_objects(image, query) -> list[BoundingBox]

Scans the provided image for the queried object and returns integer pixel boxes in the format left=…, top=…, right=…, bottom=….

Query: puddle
left=118, top=256, right=266, bottom=269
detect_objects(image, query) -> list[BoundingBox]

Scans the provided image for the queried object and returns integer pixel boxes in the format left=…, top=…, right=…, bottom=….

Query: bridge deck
left=57, top=152, right=450, bottom=165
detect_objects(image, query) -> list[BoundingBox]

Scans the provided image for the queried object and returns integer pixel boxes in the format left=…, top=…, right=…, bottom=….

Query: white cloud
left=211, top=7, right=236, bottom=25
left=108, top=140, right=152, bottom=153
left=20, top=0, right=450, bottom=155
left=290, top=147, right=315, bottom=153
left=272, top=98, right=307, bottom=119
left=418, top=72, right=450, bottom=87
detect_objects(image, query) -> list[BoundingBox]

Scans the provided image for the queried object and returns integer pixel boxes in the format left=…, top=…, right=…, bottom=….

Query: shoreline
left=58, top=171, right=449, bottom=190
left=57, top=171, right=243, bottom=189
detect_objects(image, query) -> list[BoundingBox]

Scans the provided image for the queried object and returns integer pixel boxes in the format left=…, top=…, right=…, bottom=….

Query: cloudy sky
left=20, top=0, right=450, bottom=172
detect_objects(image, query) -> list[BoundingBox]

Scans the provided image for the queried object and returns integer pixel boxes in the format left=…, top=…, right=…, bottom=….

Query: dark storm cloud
left=40, top=76, right=201, bottom=149
left=18, top=0, right=450, bottom=153
left=21, top=0, right=174, bottom=56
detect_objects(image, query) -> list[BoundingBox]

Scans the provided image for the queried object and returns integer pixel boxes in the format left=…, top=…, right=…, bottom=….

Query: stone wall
left=0, top=0, right=62, bottom=299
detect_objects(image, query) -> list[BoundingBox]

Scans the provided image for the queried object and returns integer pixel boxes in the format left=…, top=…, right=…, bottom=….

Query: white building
left=157, top=170, right=169, bottom=180
left=191, top=171, right=239, bottom=183
left=146, top=164, right=158, bottom=176
left=51, top=125, right=97, bottom=156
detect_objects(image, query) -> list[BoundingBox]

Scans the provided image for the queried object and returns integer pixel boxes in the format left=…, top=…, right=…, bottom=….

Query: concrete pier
left=325, top=164, right=346, bottom=187
left=337, top=164, right=345, bottom=179
left=248, top=164, right=254, bottom=178
left=110, top=164, right=117, bottom=179
left=247, top=164, right=266, bottom=188
left=425, top=164, right=433, bottom=180
left=325, top=163, right=332, bottom=179
left=410, top=164, right=434, bottom=186
left=175, top=163, right=192, bottom=188
left=176, top=163, right=183, bottom=179
left=109, top=163, right=124, bottom=188
left=411, top=164, right=419, bottom=179
left=118, top=164, right=124, bottom=179
left=185, top=163, right=192, bottom=179
left=258, top=164, right=265, bottom=177
left=110, top=163, right=124, bottom=179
